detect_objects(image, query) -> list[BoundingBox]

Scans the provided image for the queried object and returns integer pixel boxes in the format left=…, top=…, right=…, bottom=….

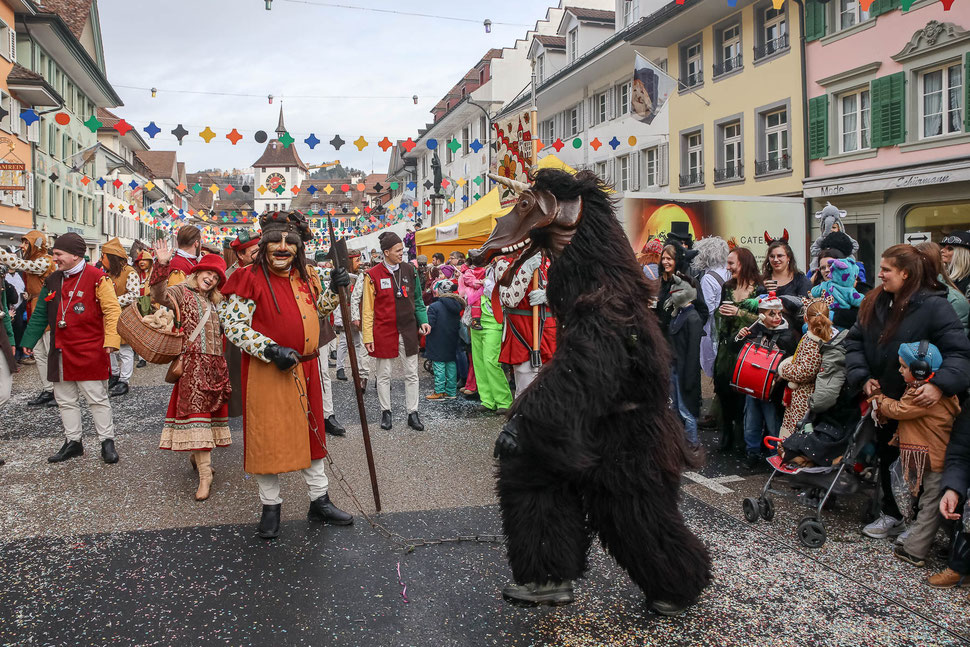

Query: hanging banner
left=631, top=54, right=676, bottom=126
left=0, top=162, right=25, bottom=191
left=491, top=108, right=533, bottom=207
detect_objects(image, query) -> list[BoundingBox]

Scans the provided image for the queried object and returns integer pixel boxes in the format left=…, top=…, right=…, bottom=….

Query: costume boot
left=189, top=452, right=215, bottom=474
left=258, top=504, right=282, bottom=539
left=502, top=581, right=574, bottom=606
left=307, top=493, right=354, bottom=525
left=650, top=600, right=694, bottom=617
left=407, top=412, right=425, bottom=431
left=48, top=440, right=83, bottom=463
left=325, top=415, right=346, bottom=437
left=27, top=390, right=55, bottom=407
left=101, top=439, right=119, bottom=464
left=194, top=451, right=213, bottom=501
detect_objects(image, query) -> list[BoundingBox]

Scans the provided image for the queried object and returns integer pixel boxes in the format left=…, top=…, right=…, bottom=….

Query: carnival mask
left=265, top=238, right=298, bottom=274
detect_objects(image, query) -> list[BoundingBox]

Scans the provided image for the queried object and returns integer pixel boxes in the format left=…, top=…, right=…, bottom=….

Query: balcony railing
left=680, top=70, right=703, bottom=89
left=679, top=170, right=704, bottom=187
left=755, top=154, right=792, bottom=175
left=714, top=163, right=744, bottom=182
left=754, top=33, right=790, bottom=60
left=713, top=54, right=743, bottom=77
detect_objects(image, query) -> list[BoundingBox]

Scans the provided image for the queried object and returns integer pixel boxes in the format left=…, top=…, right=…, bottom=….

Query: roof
left=96, top=107, right=119, bottom=128
left=134, top=151, right=178, bottom=181
left=363, top=173, right=387, bottom=194
left=534, top=35, right=566, bottom=49
left=564, top=7, right=615, bottom=22
left=252, top=139, right=308, bottom=172
left=8, top=63, right=45, bottom=83
left=37, top=0, right=93, bottom=40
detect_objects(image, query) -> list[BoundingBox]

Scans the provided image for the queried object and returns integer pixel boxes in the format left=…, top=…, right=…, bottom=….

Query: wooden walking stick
left=327, top=216, right=382, bottom=512
left=530, top=264, right=542, bottom=369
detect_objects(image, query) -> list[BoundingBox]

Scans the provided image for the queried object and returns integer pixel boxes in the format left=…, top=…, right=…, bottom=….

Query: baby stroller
left=742, top=411, right=879, bottom=548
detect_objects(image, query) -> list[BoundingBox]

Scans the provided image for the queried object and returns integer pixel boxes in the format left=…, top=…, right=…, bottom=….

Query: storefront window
left=904, top=202, right=970, bottom=245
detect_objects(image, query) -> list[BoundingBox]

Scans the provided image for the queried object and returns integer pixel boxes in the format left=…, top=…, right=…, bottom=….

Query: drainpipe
left=793, top=0, right=813, bottom=262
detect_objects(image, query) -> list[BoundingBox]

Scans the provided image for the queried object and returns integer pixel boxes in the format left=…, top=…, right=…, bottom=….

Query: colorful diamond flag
left=199, top=127, right=216, bottom=143
left=401, top=138, right=417, bottom=153
left=114, top=119, right=133, bottom=136
left=354, top=136, right=368, bottom=151
left=83, top=115, right=103, bottom=132
left=330, top=135, right=345, bottom=150
left=226, top=129, right=243, bottom=145
left=447, top=138, right=461, bottom=153
left=144, top=122, right=161, bottom=138
left=305, top=133, right=320, bottom=149
left=469, top=139, right=483, bottom=153
left=608, top=137, right=621, bottom=150
left=378, top=137, right=393, bottom=152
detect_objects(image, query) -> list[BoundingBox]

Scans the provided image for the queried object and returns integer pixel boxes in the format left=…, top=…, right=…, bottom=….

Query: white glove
left=520, top=253, right=542, bottom=276
left=528, top=288, right=547, bottom=306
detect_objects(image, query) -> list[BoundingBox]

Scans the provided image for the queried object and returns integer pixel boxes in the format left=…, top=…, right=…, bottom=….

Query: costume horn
left=487, top=173, right=529, bottom=195
left=764, top=230, right=774, bottom=244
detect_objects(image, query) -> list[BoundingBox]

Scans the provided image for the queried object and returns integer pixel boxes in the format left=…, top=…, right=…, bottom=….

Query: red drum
left=732, top=342, right=784, bottom=400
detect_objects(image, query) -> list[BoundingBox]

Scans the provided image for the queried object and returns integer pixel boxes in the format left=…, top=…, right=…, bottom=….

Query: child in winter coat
left=458, top=263, right=487, bottom=330
left=425, top=280, right=467, bottom=400
left=809, top=203, right=860, bottom=273
left=736, top=292, right=797, bottom=467
left=871, top=341, right=961, bottom=568
left=776, top=296, right=835, bottom=442
left=810, top=258, right=864, bottom=322
left=664, top=274, right=704, bottom=448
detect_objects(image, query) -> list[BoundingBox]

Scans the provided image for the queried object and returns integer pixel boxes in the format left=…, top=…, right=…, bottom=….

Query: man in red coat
left=495, top=254, right=556, bottom=396
left=221, top=211, right=353, bottom=540
left=166, top=225, right=201, bottom=285
left=361, top=231, right=430, bottom=432
left=20, top=233, right=122, bottom=464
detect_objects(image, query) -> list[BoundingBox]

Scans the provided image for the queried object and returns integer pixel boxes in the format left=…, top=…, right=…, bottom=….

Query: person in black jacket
left=929, top=399, right=970, bottom=588
left=655, top=245, right=708, bottom=338
left=845, top=244, right=970, bottom=540
left=664, top=274, right=703, bottom=449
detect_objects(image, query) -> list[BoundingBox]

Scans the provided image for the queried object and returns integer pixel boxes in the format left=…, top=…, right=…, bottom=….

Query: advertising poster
left=622, top=196, right=807, bottom=264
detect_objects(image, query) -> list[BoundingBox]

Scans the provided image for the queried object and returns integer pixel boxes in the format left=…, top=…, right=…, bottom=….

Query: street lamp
left=484, top=19, right=492, bottom=33
left=265, top=0, right=272, bottom=9
left=268, top=94, right=274, bottom=104
left=413, top=94, right=419, bottom=105
left=151, top=87, right=157, bottom=98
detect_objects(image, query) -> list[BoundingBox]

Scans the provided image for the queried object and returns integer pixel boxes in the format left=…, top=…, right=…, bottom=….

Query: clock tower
left=253, top=105, right=308, bottom=214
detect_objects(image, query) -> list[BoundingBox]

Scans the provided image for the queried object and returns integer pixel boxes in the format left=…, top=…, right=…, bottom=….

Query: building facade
left=253, top=107, right=308, bottom=214
left=802, top=0, right=970, bottom=275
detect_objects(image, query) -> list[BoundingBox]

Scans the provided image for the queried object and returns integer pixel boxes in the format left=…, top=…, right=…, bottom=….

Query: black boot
left=27, top=390, right=55, bottom=407
left=101, top=439, right=119, bottom=464
left=108, top=375, right=120, bottom=388
left=325, top=415, right=346, bottom=437
left=502, top=581, right=575, bottom=606
left=307, top=493, right=354, bottom=526
left=136, top=359, right=147, bottom=368
left=336, top=368, right=347, bottom=381
left=650, top=599, right=693, bottom=617
left=407, top=412, right=424, bottom=431
left=108, top=381, right=129, bottom=397
left=258, top=504, right=282, bottom=539
left=48, top=440, right=83, bottom=463
left=380, top=410, right=392, bottom=430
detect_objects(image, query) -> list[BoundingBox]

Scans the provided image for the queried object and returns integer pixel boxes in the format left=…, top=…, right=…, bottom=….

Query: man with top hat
left=494, top=253, right=556, bottom=396
left=0, top=230, right=56, bottom=407
left=220, top=210, right=353, bottom=539
left=166, top=224, right=202, bottom=286
left=100, top=238, right=140, bottom=397
left=361, top=230, right=430, bottom=431
left=20, top=233, right=122, bottom=464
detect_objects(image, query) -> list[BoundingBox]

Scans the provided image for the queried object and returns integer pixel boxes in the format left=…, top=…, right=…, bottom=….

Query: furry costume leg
left=585, top=486, right=711, bottom=605
left=498, top=455, right=591, bottom=584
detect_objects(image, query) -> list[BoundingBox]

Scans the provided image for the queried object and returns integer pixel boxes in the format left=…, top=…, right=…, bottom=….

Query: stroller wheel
left=759, top=496, right=775, bottom=522
left=797, top=517, right=826, bottom=548
left=742, top=497, right=760, bottom=523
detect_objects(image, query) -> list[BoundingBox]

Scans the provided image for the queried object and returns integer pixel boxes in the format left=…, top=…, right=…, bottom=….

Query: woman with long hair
left=941, top=232, right=970, bottom=295
left=762, top=240, right=812, bottom=298
left=846, top=244, right=970, bottom=539
left=712, top=247, right=765, bottom=450
left=916, top=241, right=969, bottom=334
left=151, top=241, right=232, bottom=501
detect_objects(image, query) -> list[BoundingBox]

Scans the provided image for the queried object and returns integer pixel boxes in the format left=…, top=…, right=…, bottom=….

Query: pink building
left=801, top=0, right=969, bottom=273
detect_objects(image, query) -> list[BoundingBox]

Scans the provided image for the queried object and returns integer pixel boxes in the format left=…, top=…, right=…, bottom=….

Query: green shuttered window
left=808, top=95, right=829, bottom=159
left=805, top=1, right=826, bottom=42
left=869, top=0, right=901, bottom=18
left=870, top=72, right=906, bottom=147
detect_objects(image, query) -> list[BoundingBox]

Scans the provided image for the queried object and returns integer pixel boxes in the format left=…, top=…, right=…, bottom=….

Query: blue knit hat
left=898, top=341, right=942, bottom=373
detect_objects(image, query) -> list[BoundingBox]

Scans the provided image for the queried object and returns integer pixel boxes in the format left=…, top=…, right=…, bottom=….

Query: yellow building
left=653, top=0, right=805, bottom=197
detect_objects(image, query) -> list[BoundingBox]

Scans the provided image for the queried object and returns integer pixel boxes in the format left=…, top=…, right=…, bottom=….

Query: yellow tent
left=415, top=154, right=576, bottom=259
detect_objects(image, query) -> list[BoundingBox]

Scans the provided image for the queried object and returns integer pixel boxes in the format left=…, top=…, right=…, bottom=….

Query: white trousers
left=255, top=458, right=329, bottom=505
left=337, top=328, right=369, bottom=377
left=33, top=330, right=52, bottom=392
left=110, top=345, right=134, bottom=382
left=513, top=361, right=539, bottom=398
left=0, top=355, right=11, bottom=409
left=53, top=359, right=115, bottom=442
left=319, top=339, right=335, bottom=417
left=375, top=334, right=419, bottom=414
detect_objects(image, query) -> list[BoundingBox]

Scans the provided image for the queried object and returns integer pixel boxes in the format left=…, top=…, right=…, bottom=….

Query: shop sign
left=0, top=162, right=25, bottom=192
left=805, top=165, right=970, bottom=198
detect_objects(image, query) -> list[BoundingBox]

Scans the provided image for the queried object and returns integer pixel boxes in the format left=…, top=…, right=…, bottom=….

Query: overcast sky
left=97, top=0, right=561, bottom=175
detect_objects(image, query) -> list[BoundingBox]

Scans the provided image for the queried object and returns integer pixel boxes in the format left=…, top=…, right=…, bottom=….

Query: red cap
left=189, top=253, right=227, bottom=287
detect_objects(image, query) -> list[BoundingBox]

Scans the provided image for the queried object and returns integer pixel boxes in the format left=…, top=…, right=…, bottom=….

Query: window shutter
left=965, top=52, right=970, bottom=134
left=27, top=120, right=38, bottom=143
left=607, top=89, right=615, bottom=121
left=870, top=72, right=905, bottom=147
left=577, top=102, right=584, bottom=133
left=9, top=98, right=18, bottom=137
left=631, top=153, right=641, bottom=191
left=8, top=29, right=15, bottom=63
left=607, top=158, right=616, bottom=185
left=804, top=1, right=826, bottom=42
left=658, top=143, right=669, bottom=186
left=26, top=172, right=33, bottom=209
left=587, top=97, right=595, bottom=127
left=870, top=0, right=901, bottom=17
left=808, top=95, right=829, bottom=160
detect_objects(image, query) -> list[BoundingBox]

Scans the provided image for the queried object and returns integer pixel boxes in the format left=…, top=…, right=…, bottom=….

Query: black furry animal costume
left=493, top=170, right=712, bottom=606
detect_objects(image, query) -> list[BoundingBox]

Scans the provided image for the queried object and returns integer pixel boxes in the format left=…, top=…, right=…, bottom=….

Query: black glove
left=493, top=416, right=521, bottom=459
left=329, top=267, right=351, bottom=293
left=265, top=344, right=300, bottom=371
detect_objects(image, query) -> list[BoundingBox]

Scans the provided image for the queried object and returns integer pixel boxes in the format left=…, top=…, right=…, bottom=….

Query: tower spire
left=276, top=104, right=286, bottom=140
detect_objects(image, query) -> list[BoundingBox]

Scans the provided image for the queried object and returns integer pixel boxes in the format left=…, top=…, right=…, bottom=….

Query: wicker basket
left=118, top=301, right=183, bottom=364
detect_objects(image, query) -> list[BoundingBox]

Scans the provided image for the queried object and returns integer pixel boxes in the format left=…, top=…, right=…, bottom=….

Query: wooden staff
left=530, top=267, right=541, bottom=369
left=327, top=216, right=382, bottom=512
